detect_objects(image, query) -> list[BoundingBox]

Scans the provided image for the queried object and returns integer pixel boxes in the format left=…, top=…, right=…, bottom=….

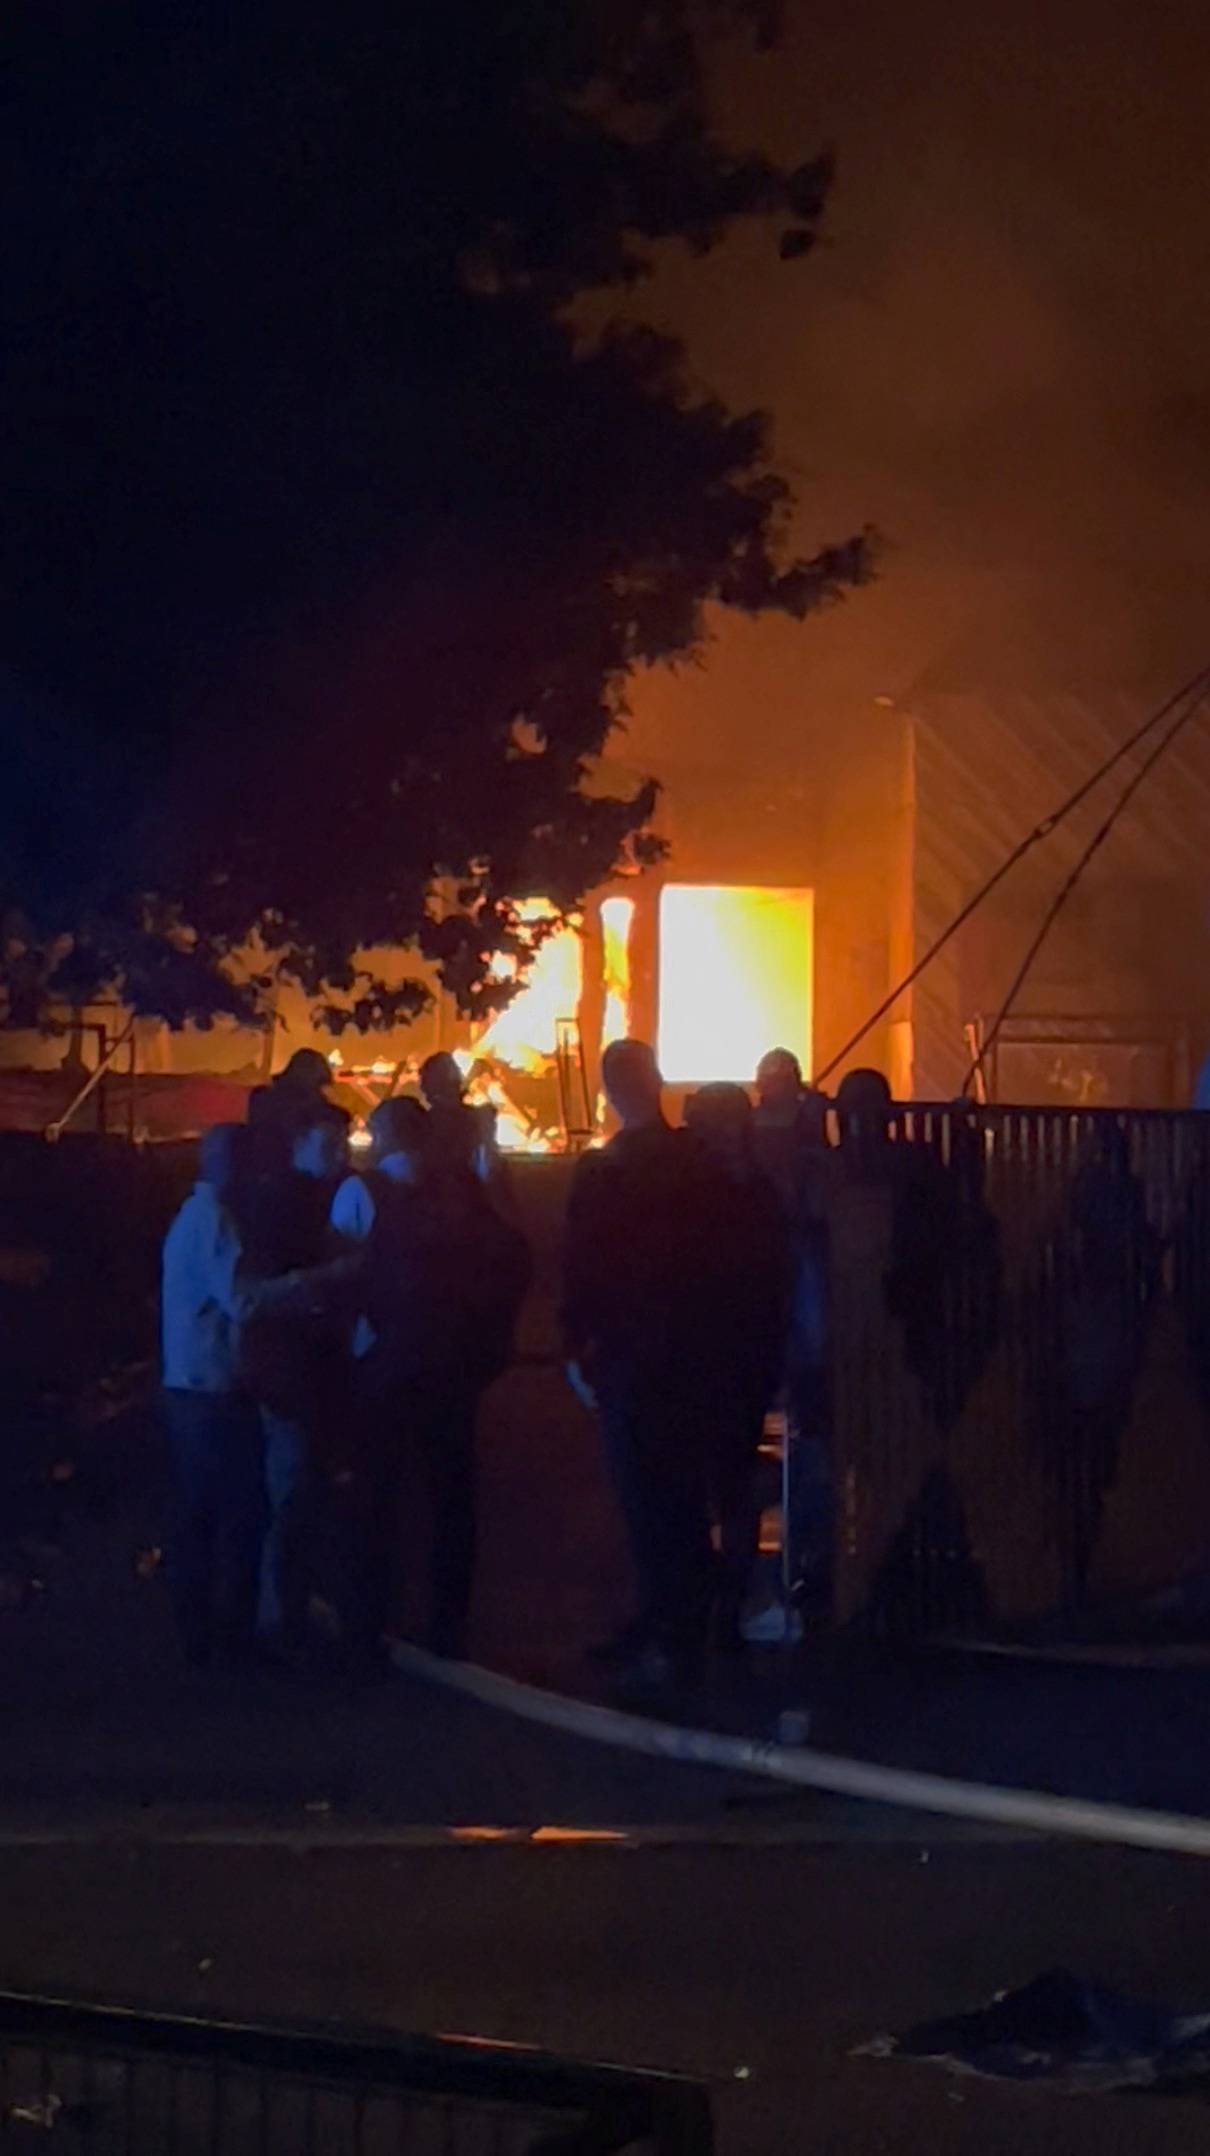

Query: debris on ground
left=859, top=1968, right=1210, bottom=2094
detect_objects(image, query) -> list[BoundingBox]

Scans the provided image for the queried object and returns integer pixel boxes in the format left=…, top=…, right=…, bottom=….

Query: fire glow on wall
left=657, top=884, right=814, bottom=1085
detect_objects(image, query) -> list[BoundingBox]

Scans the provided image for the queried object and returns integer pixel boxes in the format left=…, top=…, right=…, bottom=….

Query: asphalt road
left=5, top=1361, right=1210, bottom=2152
left=8, top=1365, right=1210, bottom=1835
left=2, top=1839, right=1209, bottom=2154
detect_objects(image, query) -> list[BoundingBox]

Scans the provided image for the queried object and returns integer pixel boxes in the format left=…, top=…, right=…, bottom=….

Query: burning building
left=304, top=662, right=1210, bottom=1142
left=9, top=666, right=1210, bottom=1145
left=450, top=879, right=815, bottom=1146
left=7, top=5, right=1210, bottom=1142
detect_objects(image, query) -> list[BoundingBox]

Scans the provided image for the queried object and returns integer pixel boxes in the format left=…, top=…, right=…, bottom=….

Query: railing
left=44, top=1021, right=134, bottom=1142
left=554, top=1018, right=595, bottom=1151
left=0, top=1992, right=715, bottom=2154
left=826, top=1104, right=1210, bottom=1638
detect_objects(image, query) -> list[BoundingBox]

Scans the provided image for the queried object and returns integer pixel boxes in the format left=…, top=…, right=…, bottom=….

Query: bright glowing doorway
left=657, top=884, right=813, bottom=1084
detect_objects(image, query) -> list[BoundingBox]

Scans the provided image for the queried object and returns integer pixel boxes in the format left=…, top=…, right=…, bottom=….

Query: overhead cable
left=964, top=673, right=1210, bottom=1096
left=814, top=661, right=1210, bottom=1086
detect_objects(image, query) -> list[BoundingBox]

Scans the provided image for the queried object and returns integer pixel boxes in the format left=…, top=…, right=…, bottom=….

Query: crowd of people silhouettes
left=161, top=1038, right=891, bottom=1683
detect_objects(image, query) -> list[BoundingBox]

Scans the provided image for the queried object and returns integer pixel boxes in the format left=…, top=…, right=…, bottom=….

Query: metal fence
left=826, top=1103, right=1210, bottom=1637
left=0, top=1993, right=714, bottom=2155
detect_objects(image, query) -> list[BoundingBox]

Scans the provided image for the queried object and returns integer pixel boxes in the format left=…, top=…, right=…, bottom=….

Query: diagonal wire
left=963, top=677, right=1210, bottom=1097
left=814, top=661, right=1210, bottom=1086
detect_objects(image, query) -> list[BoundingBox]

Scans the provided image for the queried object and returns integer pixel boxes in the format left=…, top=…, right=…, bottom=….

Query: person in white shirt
left=330, top=1096, right=427, bottom=1244
left=160, top=1122, right=340, bottom=1667
left=242, top=1105, right=355, bottom=1656
left=330, top=1095, right=428, bottom=1362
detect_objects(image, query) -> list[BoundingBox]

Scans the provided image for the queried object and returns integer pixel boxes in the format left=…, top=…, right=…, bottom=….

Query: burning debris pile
left=327, top=880, right=813, bottom=1149
left=330, top=898, right=635, bottom=1154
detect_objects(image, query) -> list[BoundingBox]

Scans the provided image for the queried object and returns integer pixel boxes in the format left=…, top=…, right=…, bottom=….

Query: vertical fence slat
left=830, top=1102, right=1210, bottom=1638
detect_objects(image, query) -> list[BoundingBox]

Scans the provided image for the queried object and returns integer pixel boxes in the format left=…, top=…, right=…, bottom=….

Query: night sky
left=8, top=2, right=1210, bottom=847
left=620, top=0, right=1210, bottom=794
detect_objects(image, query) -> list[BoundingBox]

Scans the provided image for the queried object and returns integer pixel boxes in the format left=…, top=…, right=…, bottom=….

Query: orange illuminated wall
left=657, top=884, right=814, bottom=1085
left=599, top=896, right=634, bottom=1051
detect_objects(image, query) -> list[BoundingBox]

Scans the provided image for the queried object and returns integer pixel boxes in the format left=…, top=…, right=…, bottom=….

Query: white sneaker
left=741, top=1601, right=804, bottom=1645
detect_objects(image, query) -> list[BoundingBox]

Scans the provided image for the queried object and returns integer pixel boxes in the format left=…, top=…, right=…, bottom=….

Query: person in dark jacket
left=419, top=1050, right=514, bottom=1214
left=684, top=1083, right=792, bottom=1645
left=273, top=1047, right=333, bottom=1119
left=245, top=1080, right=291, bottom=1182
left=562, top=1039, right=722, bottom=1682
left=753, top=1049, right=827, bottom=1206
left=752, top=1052, right=836, bottom=1600
left=355, top=1111, right=531, bottom=1656
left=241, top=1102, right=353, bottom=1653
left=420, top=1052, right=486, bottom=1169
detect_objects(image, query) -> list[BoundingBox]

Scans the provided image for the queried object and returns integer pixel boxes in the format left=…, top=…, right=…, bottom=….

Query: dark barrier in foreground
left=0, top=1992, right=715, bottom=2154
left=0, top=1133, right=196, bottom=1389
left=829, top=1103, right=1210, bottom=1637
left=0, top=1136, right=198, bottom=1546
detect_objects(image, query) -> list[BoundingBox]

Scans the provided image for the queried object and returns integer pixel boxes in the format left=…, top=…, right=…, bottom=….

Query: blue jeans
left=162, top=1390, right=266, bottom=1665
left=786, top=1364, right=834, bottom=1582
left=258, top=1410, right=313, bottom=1646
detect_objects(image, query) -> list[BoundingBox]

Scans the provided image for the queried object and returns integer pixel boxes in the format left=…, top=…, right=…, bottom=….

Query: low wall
left=0, top=1134, right=196, bottom=1398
